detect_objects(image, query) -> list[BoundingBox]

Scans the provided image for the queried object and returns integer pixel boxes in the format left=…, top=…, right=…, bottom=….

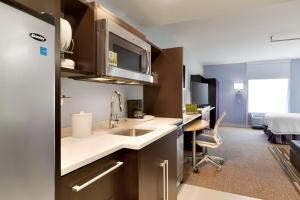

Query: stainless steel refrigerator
left=0, top=1, right=55, bottom=200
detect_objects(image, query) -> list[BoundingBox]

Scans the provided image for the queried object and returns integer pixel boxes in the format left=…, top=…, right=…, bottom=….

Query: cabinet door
left=15, top=0, right=56, bottom=15
left=59, top=151, right=125, bottom=200
left=139, top=130, right=177, bottom=200
left=161, top=131, right=177, bottom=200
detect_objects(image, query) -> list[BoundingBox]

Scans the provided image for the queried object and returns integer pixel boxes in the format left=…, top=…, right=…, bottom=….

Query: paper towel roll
left=71, top=111, right=93, bottom=138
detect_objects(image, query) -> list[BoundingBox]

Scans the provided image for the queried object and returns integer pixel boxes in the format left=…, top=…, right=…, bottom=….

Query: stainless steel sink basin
left=112, top=128, right=154, bottom=137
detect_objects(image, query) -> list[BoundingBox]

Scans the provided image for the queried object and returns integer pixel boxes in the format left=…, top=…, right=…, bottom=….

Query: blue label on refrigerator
left=40, top=47, right=47, bottom=56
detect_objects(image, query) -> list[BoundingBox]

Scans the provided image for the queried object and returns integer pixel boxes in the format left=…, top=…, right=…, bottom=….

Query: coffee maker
left=127, top=100, right=144, bottom=119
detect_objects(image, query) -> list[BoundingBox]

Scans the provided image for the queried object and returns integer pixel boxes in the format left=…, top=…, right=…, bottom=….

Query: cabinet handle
left=72, top=161, right=124, bottom=192
left=160, top=160, right=169, bottom=200
left=160, top=161, right=166, bottom=200
left=165, top=160, right=169, bottom=200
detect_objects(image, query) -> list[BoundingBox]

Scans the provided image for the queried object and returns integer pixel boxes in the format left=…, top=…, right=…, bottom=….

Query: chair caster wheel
left=217, top=166, right=222, bottom=171
left=193, top=168, right=199, bottom=173
left=219, top=160, right=225, bottom=165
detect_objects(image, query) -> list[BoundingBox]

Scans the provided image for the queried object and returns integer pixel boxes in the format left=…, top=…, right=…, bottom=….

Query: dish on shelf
left=60, top=18, right=72, bottom=51
left=61, top=58, right=75, bottom=69
left=64, top=19, right=72, bottom=50
left=60, top=19, right=66, bottom=50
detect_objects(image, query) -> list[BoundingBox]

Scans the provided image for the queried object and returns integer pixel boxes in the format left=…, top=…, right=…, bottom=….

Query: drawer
left=59, top=151, right=125, bottom=200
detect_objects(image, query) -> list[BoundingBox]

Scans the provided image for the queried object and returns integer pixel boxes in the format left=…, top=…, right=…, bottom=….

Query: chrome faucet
left=109, top=91, right=124, bottom=128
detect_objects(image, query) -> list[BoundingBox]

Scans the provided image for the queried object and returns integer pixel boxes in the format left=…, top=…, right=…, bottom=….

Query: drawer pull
left=72, top=161, right=124, bottom=192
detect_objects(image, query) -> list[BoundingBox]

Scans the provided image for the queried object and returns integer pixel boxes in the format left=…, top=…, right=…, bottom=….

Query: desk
left=183, top=113, right=202, bottom=125
left=183, top=106, right=214, bottom=126
left=184, top=120, right=209, bottom=172
left=182, top=113, right=202, bottom=152
left=184, top=120, right=209, bottom=132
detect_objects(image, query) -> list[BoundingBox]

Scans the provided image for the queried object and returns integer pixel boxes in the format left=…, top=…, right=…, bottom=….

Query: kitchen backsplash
left=61, top=78, right=143, bottom=128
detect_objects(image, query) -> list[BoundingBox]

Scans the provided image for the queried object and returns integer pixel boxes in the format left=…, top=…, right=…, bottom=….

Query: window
left=248, top=79, right=289, bottom=113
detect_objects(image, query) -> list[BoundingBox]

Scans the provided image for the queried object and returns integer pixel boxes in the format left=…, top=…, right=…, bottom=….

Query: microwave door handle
left=142, top=50, right=146, bottom=73
left=145, top=50, right=151, bottom=74
left=141, top=50, right=147, bottom=74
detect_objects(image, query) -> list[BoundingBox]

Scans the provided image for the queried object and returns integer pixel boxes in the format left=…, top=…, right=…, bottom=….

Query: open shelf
left=61, top=67, right=93, bottom=77
left=147, top=40, right=162, bottom=62
left=61, top=0, right=96, bottom=77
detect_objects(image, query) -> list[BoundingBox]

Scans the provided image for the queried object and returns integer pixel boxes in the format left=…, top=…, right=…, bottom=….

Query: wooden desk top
left=183, top=113, right=202, bottom=125
left=197, top=106, right=215, bottom=112
left=184, top=120, right=209, bottom=132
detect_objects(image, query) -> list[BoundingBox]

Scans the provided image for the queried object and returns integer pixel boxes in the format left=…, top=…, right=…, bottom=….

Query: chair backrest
left=212, top=112, right=226, bottom=139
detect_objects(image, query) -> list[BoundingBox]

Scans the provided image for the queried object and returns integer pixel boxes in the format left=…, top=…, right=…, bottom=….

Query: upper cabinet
left=15, top=0, right=56, bottom=15
left=144, top=47, right=183, bottom=119
left=60, top=0, right=161, bottom=85
left=61, top=0, right=96, bottom=77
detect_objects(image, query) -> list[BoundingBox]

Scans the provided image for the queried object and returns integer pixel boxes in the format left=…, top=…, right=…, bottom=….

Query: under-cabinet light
left=90, top=77, right=112, bottom=81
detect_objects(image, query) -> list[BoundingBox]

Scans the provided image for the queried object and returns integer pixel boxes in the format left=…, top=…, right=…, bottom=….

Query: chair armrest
left=201, top=134, right=214, bottom=138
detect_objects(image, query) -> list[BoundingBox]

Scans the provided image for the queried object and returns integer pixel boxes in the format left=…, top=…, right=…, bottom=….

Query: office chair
left=193, top=112, right=226, bottom=172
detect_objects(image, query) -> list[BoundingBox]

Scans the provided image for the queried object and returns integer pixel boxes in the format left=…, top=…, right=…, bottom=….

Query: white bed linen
left=264, top=113, right=300, bottom=135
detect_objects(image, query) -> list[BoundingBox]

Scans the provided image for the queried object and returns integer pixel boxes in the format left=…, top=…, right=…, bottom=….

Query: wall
left=290, top=59, right=300, bottom=113
left=246, top=60, right=291, bottom=80
left=88, top=0, right=144, bottom=31
left=204, top=63, right=247, bottom=126
left=204, top=59, right=300, bottom=126
left=183, top=49, right=204, bottom=104
left=144, top=27, right=204, bottom=104
left=61, top=78, right=142, bottom=128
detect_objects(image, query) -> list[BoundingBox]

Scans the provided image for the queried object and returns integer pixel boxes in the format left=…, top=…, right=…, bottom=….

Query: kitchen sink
left=112, top=128, right=154, bottom=137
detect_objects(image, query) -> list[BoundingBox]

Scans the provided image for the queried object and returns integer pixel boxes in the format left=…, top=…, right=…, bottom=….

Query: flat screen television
left=191, top=82, right=209, bottom=107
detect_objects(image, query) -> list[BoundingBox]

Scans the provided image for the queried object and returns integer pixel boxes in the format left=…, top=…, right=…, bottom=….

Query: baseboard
left=221, top=123, right=249, bottom=128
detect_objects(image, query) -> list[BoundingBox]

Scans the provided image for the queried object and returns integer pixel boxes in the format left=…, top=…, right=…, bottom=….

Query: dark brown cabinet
left=139, top=130, right=177, bottom=200
left=59, top=151, right=125, bottom=200
left=61, top=0, right=96, bottom=77
left=59, top=131, right=177, bottom=200
left=144, top=47, right=183, bottom=118
left=15, top=0, right=57, bottom=15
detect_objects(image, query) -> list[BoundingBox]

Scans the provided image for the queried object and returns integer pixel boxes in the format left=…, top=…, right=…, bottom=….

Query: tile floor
left=177, top=184, right=261, bottom=200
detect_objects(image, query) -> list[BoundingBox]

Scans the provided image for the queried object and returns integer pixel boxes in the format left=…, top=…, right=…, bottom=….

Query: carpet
left=184, top=127, right=300, bottom=200
left=269, top=146, right=300, bottom=195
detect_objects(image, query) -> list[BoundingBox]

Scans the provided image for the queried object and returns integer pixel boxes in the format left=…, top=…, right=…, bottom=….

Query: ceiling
left=108, top=0, right=293, bottom=27
left=108, top=0, right=300, bottom=65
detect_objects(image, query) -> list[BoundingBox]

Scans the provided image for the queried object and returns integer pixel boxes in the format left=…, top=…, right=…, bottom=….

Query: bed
left=264, top=113, right=300, bottom=144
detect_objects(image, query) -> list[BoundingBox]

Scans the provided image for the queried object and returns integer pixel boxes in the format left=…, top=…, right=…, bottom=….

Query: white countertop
left=61, top=117, right=182, bottom=176
left=183, top=113, right=202, bottom=125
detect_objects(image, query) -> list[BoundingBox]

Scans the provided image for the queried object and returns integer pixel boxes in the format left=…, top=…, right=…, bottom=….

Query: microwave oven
left=88, top=19, right=153, bottom=83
